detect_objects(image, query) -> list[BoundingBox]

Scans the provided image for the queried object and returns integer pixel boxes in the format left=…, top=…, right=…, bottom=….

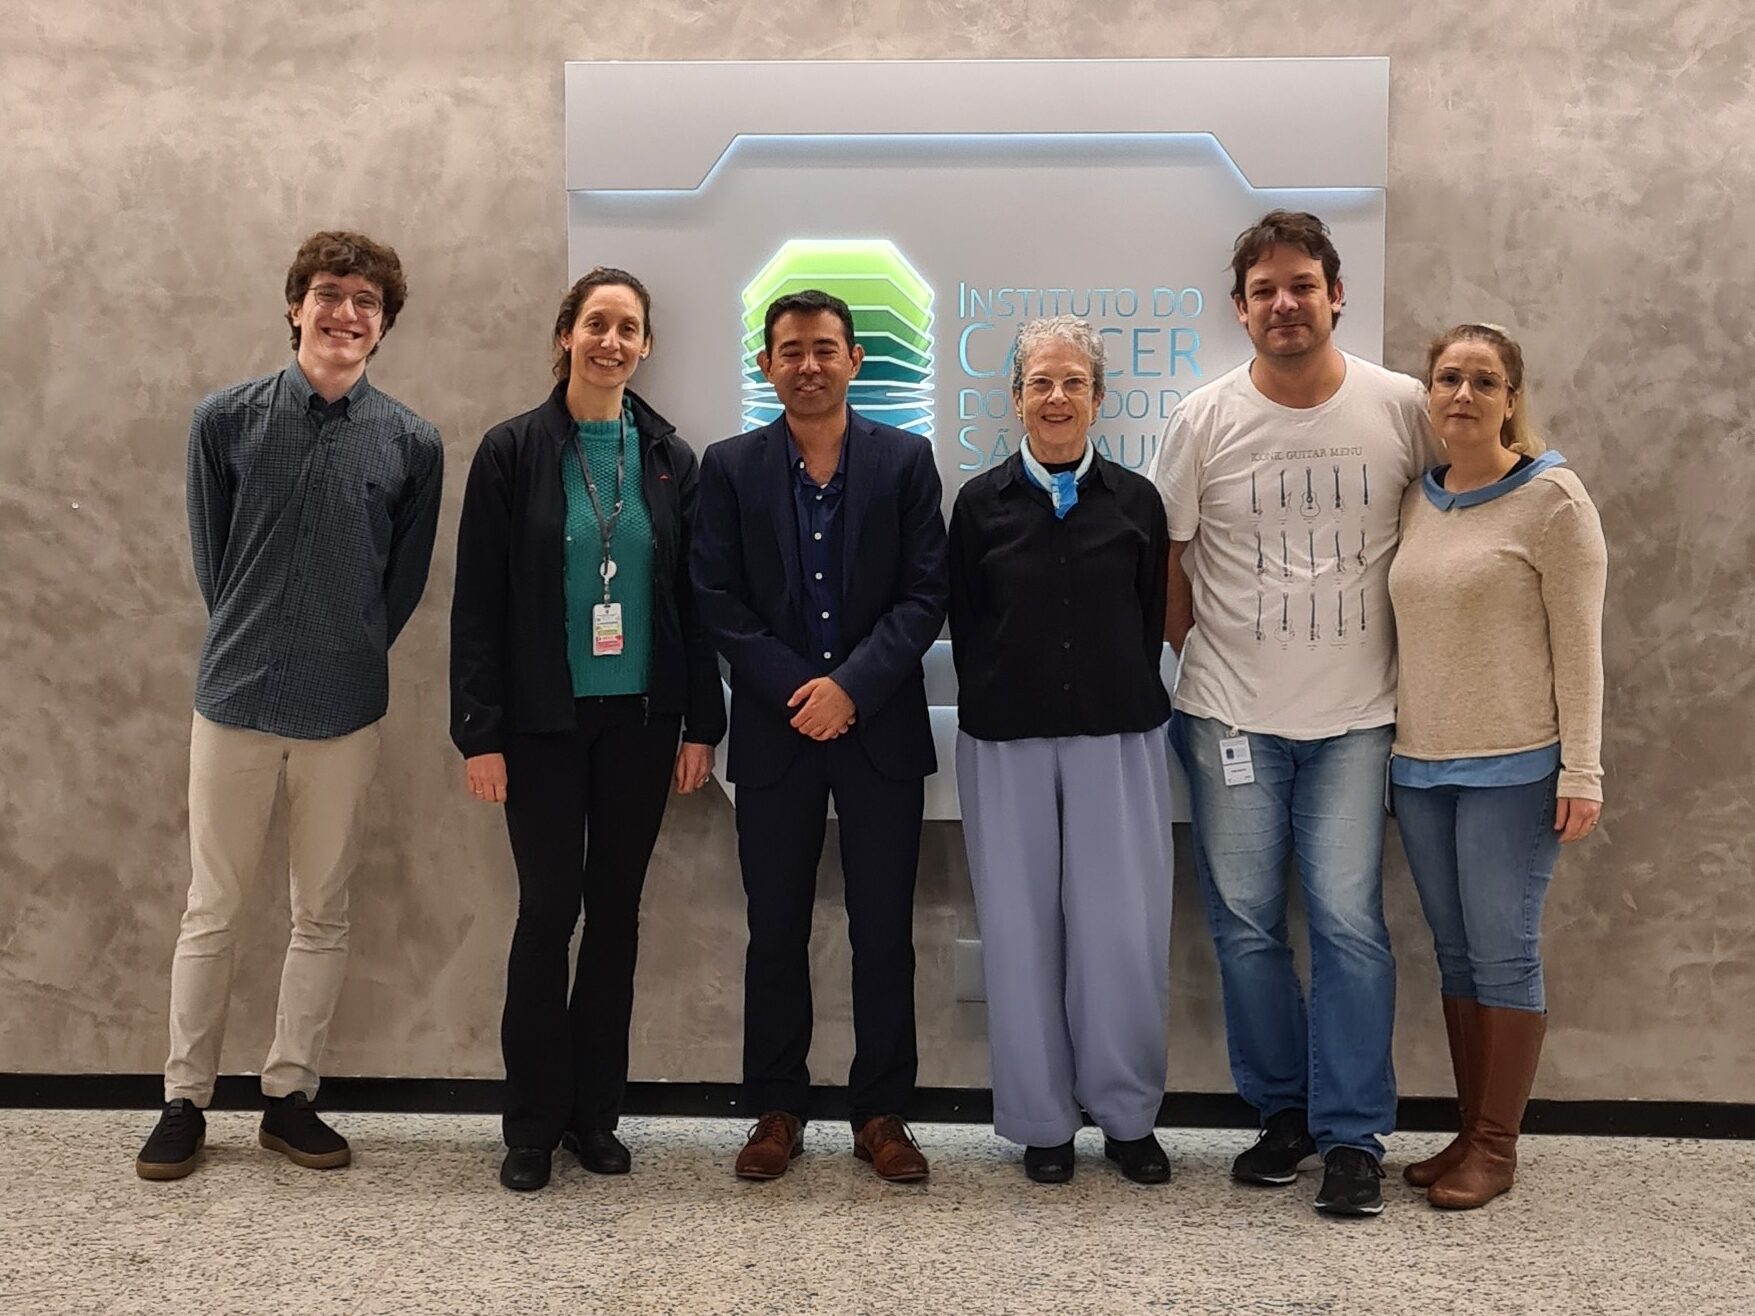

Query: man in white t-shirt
left=1151, top=211, right=1431, bottom=1218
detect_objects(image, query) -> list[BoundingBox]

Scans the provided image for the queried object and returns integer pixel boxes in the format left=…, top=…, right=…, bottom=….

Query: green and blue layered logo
left=741, top=239, right=935, bottom=438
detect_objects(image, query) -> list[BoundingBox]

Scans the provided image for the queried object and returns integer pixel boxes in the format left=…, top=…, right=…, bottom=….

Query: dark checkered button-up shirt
left=186, top=363, right=444, bottom=739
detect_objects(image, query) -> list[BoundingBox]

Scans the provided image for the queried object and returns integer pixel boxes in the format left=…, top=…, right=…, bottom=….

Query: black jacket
left=949, top=451, right=1170, bottom=741
left=449, top=384, right=726, bottom=757
left=691, top=410, right=948, bottom=787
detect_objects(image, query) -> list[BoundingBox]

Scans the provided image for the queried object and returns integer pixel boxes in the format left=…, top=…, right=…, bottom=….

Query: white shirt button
left=823, top=651, right=832, bottom=660
left=816, top=494, right=823, bottom=501
left=815, top=572, right=823, bottom=580
left=821, top=611, right=831, bottom=620
left=813, top=531, right=823, bottom=541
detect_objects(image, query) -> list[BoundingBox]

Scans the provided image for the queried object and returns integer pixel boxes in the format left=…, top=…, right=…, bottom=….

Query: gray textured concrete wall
left=3, top=3, right=1751, bottom=1101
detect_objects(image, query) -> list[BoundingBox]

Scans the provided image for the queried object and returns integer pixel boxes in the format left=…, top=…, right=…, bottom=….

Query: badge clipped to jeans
left=591, top=602, right=624, bottom=657
left=1219, top=734, right=1255, bottom=787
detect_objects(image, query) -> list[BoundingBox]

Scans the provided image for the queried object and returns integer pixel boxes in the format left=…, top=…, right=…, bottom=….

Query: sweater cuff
left=1557, top=767, right=1603, bottom=802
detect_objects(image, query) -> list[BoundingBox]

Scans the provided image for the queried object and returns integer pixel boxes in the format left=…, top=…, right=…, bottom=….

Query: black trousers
left=735, top=735, right=925, bottom=1129
left=500, top=696, right=680, bottom=1149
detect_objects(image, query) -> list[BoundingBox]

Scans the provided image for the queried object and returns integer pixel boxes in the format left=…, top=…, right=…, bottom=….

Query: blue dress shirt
left=786, top=425, right=847, bottom=672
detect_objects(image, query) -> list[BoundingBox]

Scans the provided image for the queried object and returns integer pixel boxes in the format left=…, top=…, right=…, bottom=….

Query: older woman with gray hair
left=948, top=316, right=1175, bottom=1184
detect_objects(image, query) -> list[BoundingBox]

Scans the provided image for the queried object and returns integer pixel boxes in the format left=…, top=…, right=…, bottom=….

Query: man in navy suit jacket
left=693, top=290, right=948, bottom=1183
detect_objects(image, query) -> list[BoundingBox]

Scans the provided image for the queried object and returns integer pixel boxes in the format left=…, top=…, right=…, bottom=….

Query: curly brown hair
left=1229, top=210, right=1344, bottom=327
left=283, top=231, right=408, bottom=352
left=552, top=267, right=653, bottom=381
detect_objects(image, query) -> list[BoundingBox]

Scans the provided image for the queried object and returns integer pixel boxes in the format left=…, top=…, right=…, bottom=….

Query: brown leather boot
left=734, top=1111, right=803, bottom=1180
left=1404, top=996, right=1480, bottom=1187
left=854, top=1115, right=929, bottom=1183
left=1428, top=1007, right=1546, bottom=1210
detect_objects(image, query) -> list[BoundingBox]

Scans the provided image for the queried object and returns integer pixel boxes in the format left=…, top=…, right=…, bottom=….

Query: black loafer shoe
left=499, top=1146, right=552, bottom=1192
left=562, top=1129, right=631, bottom=1175
left=1023, top=1140, right=1076, bottom=1184
left=1104, top=1133, right=1171, bottom=1184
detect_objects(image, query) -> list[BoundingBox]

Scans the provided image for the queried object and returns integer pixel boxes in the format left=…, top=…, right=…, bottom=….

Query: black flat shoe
left=563, top=1129, right=631, bottom=1175
left=499, top=1146, right=551, bottom=1192
left=1023, top=1140, right=1075, bottom=1184
left=1104, top=1133, right=1171, bottom=1184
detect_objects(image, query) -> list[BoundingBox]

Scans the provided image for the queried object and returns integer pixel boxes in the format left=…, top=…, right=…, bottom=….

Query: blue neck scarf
left=1019, top=437, right=1095, bottom=519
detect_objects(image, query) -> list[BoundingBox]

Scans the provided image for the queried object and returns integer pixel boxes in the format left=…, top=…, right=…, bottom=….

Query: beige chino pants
left=164, top=712, right=381, bottom=1105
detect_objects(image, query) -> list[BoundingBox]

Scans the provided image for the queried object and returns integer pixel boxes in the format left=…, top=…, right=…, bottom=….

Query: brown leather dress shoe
left=735, top=1111, right=803, bottom=1180
left=854, top=1115, right=929, bottom=1183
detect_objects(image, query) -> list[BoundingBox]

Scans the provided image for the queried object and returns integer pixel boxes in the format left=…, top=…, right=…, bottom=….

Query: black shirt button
left=1061, top=682, right=1071, bottom=692
left=1058, top=555, right=1068, bottom=566
left=1062, top=640, right=1071, bottom=650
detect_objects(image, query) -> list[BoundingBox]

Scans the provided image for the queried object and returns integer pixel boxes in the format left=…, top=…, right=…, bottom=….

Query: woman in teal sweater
left=451, top=269, right=725, bottom=1191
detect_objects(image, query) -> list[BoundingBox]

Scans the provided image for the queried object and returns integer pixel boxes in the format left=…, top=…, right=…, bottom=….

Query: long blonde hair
left=1425, top=323, right=1546, bottom=456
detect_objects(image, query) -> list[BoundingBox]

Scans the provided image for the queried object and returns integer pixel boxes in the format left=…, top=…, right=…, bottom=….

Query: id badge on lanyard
left=592, top=602, right=624, bottom=656
left=574, top=418, right=628, bottom=659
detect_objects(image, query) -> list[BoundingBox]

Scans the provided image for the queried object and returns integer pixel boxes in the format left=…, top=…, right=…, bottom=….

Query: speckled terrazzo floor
left=3, top=1112, right=1751, bottom=1316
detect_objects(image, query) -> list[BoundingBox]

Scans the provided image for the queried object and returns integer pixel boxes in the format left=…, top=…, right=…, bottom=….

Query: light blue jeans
left=1170, top=712, right=1397, bottom=1159
left=1391, top=772, right=1561, bottom=1012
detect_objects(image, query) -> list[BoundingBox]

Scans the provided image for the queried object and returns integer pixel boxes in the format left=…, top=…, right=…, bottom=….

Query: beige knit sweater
left=1388, top=463, right=1607, bottom=800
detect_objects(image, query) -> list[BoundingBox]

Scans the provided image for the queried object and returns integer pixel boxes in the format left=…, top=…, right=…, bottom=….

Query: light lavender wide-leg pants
left=956, top=727, right=1175, bottom=1147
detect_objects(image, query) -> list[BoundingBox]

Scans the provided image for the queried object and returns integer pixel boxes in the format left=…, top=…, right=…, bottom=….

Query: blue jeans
left=1170, top=713, right=1397, bottom=1158
left=1391, top=772, right=1561, bottom=1012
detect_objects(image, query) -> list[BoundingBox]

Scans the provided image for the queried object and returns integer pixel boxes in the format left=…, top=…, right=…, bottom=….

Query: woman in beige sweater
left=1387, top=324, right=1607, bottom=1210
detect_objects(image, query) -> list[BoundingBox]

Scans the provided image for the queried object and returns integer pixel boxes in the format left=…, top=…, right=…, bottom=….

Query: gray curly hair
left=1010, top=316, right=1107, bottom=403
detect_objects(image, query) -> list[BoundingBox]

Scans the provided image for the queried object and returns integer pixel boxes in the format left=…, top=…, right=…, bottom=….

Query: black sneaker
left=1232, top=1108, right=1320, bottom=1185
left=136, top=1099, right=206, bottom=1180
left=1103, top=1133, right=1171, bottom=1185
left=1314, top=1146, right=1385, bottom=1217
left=258, top=1092, right=351, bottom=1169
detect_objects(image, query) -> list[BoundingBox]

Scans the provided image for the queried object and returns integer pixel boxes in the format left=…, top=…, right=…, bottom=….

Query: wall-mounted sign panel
left=565, top=58, right=1389, bottom=818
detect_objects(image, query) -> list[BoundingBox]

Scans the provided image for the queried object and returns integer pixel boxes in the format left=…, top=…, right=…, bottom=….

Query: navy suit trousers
left=735, top=735, right=924, bottom=1128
